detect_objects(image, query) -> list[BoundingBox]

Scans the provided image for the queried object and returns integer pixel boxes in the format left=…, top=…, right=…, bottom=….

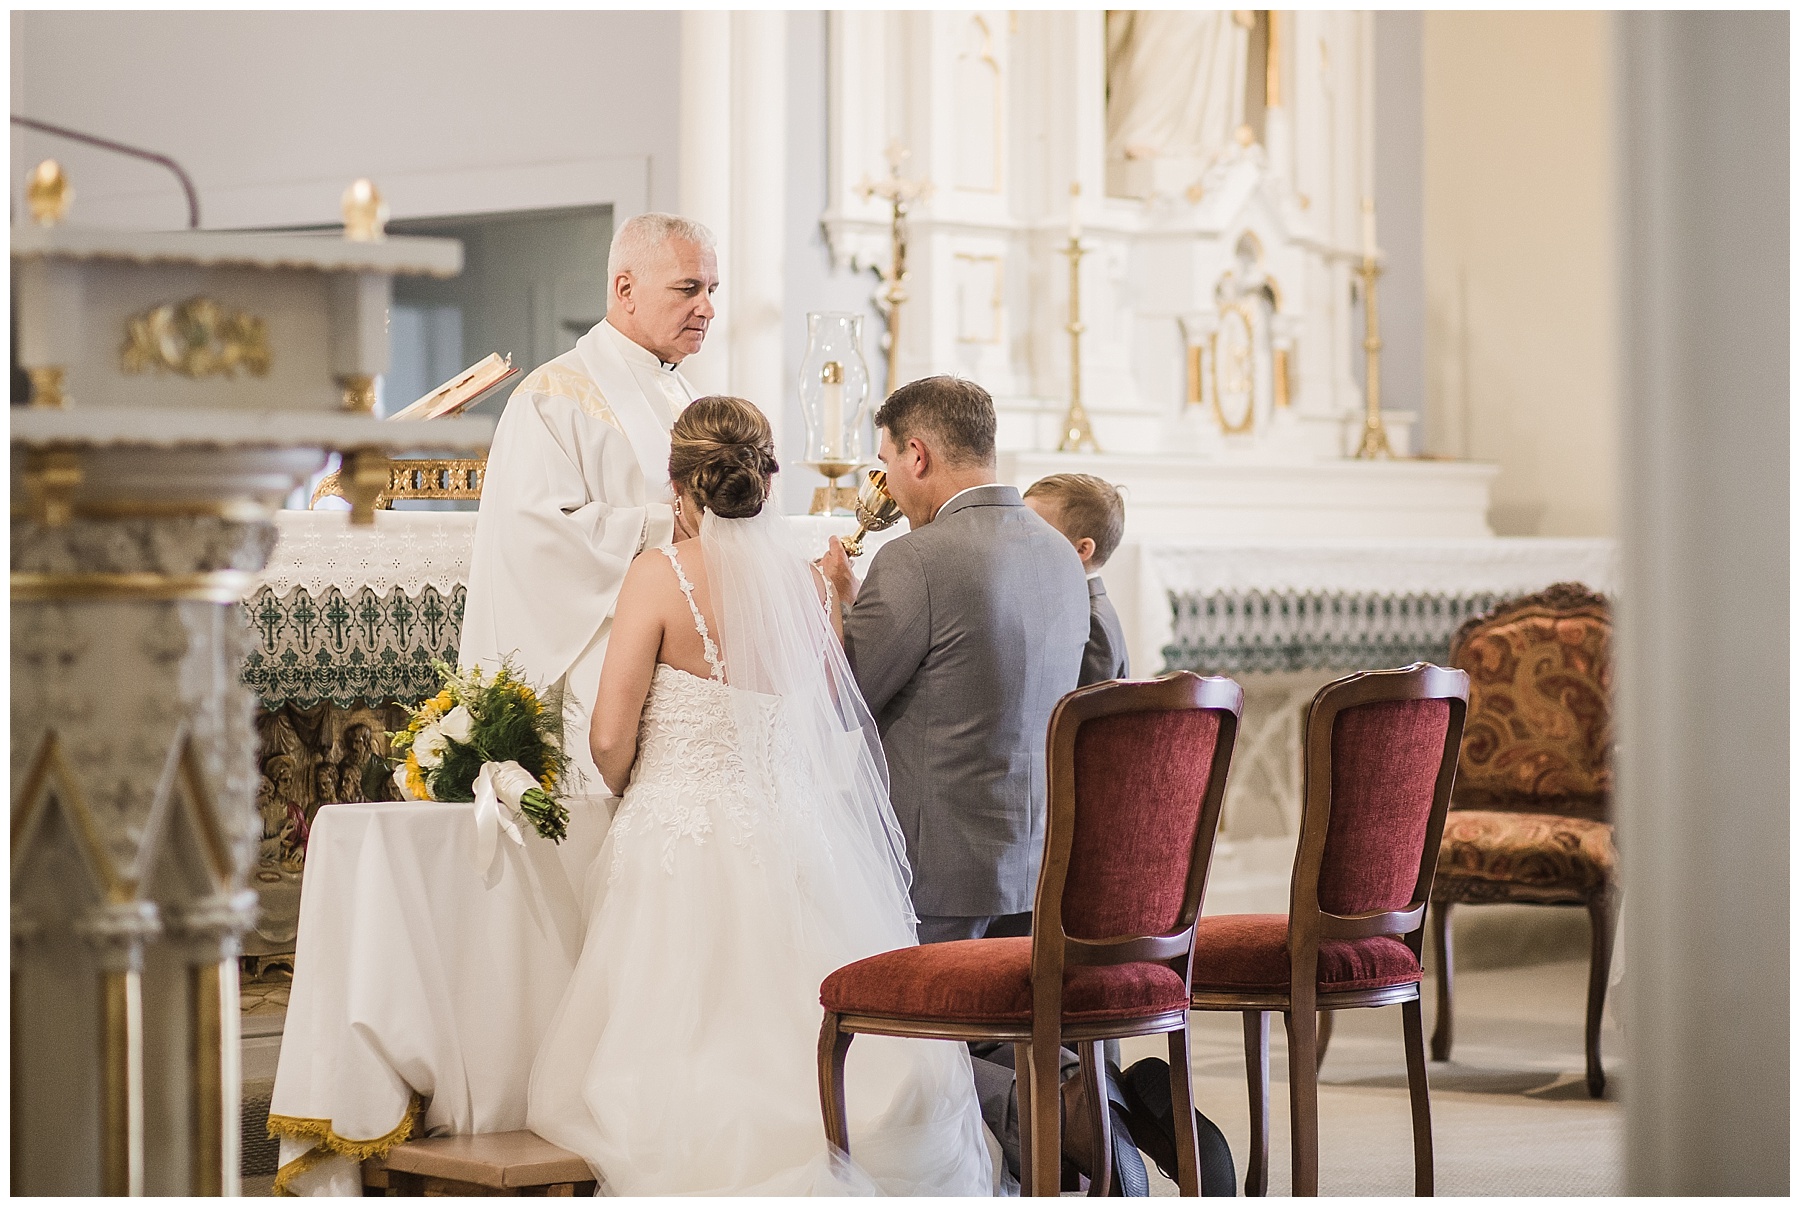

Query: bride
left=526, top=396, right=994, bottom=1196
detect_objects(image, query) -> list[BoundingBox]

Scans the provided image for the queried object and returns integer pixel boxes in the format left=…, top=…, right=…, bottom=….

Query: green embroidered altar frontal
left=243, top=584, right=466, bottom=710
left=1160, top=589, right=1505, bottom=675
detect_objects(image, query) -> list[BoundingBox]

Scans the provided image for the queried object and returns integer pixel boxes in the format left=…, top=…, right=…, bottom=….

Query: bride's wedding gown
left=527, top=541, right=993, bottom=1196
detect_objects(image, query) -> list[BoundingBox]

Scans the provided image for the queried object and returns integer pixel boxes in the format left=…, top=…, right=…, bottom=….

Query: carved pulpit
left=10, top=175, right=492, bottom=1196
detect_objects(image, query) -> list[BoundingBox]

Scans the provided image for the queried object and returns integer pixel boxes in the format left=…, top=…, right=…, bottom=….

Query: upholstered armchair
left=1430, top=582, right=1619, bottom=1097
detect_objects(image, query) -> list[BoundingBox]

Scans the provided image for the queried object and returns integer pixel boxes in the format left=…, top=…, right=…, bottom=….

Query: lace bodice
left=605, top=548, right=813, bottom=882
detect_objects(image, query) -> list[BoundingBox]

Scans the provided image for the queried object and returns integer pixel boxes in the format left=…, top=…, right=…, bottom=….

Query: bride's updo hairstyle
left=668, top=395, right=779, bottom=520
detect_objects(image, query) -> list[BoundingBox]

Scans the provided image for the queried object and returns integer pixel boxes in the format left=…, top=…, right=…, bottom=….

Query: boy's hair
left=1023, top=473, right=1125, bottom=568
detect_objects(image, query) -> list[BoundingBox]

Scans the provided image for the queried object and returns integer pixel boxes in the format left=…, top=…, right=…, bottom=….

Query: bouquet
left=388, top=660, right=572, bottom=844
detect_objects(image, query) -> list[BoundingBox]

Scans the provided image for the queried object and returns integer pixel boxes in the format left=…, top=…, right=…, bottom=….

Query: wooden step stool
left=362, top=1131, right=597, bottom=1196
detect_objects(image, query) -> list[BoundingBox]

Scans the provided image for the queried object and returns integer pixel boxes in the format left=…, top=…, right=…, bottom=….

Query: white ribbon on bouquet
left=471, top=760, right=540, bottom=878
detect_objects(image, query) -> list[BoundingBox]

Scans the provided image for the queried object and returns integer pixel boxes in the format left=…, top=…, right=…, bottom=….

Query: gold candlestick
left=1057, top=184, right=1100, bottom=453
left=856, top=142, right=933, bottom=394
left=1353, top=252, right=1393, bottom=459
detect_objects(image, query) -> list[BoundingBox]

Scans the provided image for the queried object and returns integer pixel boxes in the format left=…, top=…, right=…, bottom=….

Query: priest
left=460, top=212, right=718, bottom=814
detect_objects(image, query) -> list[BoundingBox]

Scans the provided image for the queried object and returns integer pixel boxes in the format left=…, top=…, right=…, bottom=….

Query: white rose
left=413, top=724, right=446, bottom=769
left=438, top=705, right=474, bottom=745
left=412, top=705, right=472, bottom=770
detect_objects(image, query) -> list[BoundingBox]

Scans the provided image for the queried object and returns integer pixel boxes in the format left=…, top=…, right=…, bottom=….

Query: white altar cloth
left=268, top=801, right=601, bottom=1195
left=252, top=508, right=902, bottom=599
left=258, top=510, right=478, bottom=598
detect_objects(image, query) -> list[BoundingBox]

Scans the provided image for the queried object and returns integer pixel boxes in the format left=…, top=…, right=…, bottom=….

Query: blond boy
left=1023, top=473, right=1128, bottom=685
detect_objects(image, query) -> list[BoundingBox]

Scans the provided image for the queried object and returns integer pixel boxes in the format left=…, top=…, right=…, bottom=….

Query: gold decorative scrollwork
left=1212, top=302, right=1257, bottom=435
left=311, top=457, right=487, bottom=513
left=120, top=297, right=272, bottom=379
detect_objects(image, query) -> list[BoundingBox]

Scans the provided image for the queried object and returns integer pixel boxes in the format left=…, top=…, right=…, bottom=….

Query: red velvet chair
left=1187, top=664, right=1469, bottom=1196
left=817, top=673, right=1245, bottom=1196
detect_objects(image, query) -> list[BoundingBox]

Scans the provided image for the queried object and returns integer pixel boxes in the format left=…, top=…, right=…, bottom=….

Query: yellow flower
left=405, top=751, right=430, bottom=800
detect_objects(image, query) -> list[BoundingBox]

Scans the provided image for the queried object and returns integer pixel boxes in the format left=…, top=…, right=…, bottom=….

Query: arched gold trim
left=1263, top=271, right=1285, bottom=312
left=12, top=730, right=133, bottom=903
left=1211, top=303, right=1258, bottom=435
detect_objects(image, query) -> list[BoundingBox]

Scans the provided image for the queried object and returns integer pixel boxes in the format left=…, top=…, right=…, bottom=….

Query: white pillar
left=730, top=12, right=789, bottom=459
left=1615, top=11, right=1788, bottom=1194
left=679, top=11, right=733, bottom=396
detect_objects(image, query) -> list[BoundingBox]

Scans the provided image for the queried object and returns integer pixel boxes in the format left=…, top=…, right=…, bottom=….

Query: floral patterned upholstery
left=1449, top=582, right=1612, bottom=822
left=1435, top=584, right=1618, bottom=1098
left=1435, top=810, right=1617, bottom=905
left=1437, top=583, right=1616, bottom=903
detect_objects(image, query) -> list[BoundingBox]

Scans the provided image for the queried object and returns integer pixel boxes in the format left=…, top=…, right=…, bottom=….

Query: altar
left=241, top=498, right=1619, bottom=948
left=237, top=506, right=898, bottom=966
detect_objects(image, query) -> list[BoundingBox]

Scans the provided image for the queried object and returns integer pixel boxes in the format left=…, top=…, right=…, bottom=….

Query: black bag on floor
left=1118, top=1057, right=1239, bottom=1196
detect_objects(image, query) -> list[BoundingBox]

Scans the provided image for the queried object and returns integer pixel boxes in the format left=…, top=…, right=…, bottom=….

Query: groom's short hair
left=875, top=375, right=997, bottom=468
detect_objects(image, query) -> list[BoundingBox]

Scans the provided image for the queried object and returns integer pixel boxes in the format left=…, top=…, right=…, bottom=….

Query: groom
left=821, top=376, right=1137, bottom=1193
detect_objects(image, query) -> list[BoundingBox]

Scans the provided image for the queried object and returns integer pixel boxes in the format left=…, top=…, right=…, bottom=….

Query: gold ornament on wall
left=26, top=159, right=73, bottom=226
left=120, top=297, right=272, bottom=379
left=341, top=178, right=388, bottom=242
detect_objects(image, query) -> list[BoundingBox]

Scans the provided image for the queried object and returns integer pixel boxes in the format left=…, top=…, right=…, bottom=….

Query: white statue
left=1105, top=11, right=1251, bottom=197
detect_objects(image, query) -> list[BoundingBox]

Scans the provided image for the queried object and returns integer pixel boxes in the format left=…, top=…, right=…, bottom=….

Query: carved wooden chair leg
left=1285, top=1007, right=1321, bottom=1196
left=817, top=1013, right=853, bottom=1156
left=1014, top=1042, right=1035, bottom=1197
left=1168, top=1023, right=1202, bottom=1197
left=1585, top=890, right=1618, bottom=1098
left=1316, top=1010, right=1335, bottom=1069
left=1429, top=901, right=1454, bottom=1062
left=1080, top=1041, right=1111, bottom=1197
left=1242, top=1010, right=1270, bottom=1197
left=1402, top=998, right=1435, bottom=1195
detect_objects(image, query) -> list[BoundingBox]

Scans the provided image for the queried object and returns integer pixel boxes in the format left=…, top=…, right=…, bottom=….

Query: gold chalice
left=841, top=469, right=904, bottom=557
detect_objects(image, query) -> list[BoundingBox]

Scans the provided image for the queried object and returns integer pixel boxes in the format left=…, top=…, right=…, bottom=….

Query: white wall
left=10, top=10, right=681, bottom=230
left=1373, top=12, right=1425, bottom=439
left=779, top=11, right=888, bottom=516
left=1423, top=11, right=1619, bottom=537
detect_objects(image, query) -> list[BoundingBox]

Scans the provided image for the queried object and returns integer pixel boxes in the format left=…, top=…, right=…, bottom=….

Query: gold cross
left=855, top=142, right=934, bottom=391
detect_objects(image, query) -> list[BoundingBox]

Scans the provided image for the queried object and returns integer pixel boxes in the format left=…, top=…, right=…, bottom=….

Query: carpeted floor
left=1123, top=957, right=1623, bottom=1196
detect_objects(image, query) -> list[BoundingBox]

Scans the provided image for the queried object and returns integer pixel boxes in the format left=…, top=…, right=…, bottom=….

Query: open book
left=386, top=353, right=517, bottom=421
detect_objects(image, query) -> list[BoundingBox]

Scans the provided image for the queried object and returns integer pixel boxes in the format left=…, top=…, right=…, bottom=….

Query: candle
left=1361, top=197, right=1377, bottom=260
left=820, top=361, right=844, bottom=459
left=1069, top=180, right=1082, bottom=243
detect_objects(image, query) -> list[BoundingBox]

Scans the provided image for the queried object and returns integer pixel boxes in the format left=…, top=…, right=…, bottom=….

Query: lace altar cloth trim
left=1162, top=590, right=1511, bottom=674
left=255, top=509, right=477, bottom=598
left=242, top=584, right=465, bottom=710
left=1152, top=537, right=1619, bottom=675
left=1144, top=537, right=1619, bottom=598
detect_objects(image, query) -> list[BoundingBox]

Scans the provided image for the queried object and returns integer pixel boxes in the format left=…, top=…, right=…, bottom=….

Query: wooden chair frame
left=819, top=672, right=1244, bottom=1196
left=1189, top=663, right=1468, bottom=1196
left=1433, top=583, right=1618, bottom=1098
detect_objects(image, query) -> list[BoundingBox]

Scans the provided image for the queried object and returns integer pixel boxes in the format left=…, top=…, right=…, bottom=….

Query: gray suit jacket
left=845, top=485, right=1089, bottom=917
left=1080, top=576, right=1131, bottom=686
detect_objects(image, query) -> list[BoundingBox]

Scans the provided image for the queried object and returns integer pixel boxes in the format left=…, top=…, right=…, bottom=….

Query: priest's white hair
left=608, top=212, right=716, bottom=279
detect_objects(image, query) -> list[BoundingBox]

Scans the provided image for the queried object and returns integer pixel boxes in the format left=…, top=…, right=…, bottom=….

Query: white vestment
left=460, top=319, right=697, bottom=811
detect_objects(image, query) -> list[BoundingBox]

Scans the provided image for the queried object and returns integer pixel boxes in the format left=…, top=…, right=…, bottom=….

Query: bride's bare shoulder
left=619, top=546, right=682, bottom=602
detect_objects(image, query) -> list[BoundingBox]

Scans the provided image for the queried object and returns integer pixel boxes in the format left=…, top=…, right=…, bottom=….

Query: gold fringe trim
left=267, top=1094, right=421, bottom=1196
